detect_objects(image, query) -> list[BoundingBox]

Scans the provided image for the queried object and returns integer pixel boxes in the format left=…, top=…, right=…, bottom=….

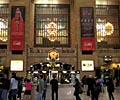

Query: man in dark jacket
left=1, top=73, right=10, bottom=100
left=106, top=78, right=114, bottom=100
left=91, top=79, right=101, bottom=100
left=50, top=75, right=58, bottom=100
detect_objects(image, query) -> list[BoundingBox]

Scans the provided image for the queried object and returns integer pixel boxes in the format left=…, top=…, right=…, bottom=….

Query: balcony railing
left=29, top=48, right=76, bottom=54
left=98, top=49, right=120, bottom=53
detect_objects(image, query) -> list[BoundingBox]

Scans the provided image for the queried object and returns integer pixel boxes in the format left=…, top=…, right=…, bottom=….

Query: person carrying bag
left=73, top=78, right=82, bottom=100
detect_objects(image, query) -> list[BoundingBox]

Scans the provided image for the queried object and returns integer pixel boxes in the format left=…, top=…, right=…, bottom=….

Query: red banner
left=10, top=6, right=25, bottom=50
left=81, top=37, right=95, bottom=51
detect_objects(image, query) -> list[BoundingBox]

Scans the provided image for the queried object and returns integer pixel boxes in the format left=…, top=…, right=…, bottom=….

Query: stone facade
left=0, top=0, right=120, bottom=78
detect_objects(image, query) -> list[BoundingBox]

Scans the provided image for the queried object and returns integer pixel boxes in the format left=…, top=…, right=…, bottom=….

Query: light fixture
left=47, top=0, right=57, bottom=42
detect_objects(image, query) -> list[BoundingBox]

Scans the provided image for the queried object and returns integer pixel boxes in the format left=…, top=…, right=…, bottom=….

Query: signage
left=82, top=60, right=94, bottom=71
left=10, top=6, right=25, bottom=50
left=10, top=60, right=23, bottom=71
left=80, top=7, right=95, bottom=51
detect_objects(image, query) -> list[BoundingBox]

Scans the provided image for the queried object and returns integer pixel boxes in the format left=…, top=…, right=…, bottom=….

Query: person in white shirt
left=8, top=72, right=18, bottom=100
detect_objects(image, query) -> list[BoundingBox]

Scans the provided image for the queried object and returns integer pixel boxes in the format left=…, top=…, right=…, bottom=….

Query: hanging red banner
left=82, top=37, right=95, bottom=51
left=10, top=6, right=25, bottom=50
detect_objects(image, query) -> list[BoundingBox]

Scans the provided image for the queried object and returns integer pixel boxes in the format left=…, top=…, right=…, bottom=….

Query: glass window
left=96, top=5, right=120, bottom=49
left=34, top=4, right=70, bottom=47
left=0, top=4, right=9, bottom=43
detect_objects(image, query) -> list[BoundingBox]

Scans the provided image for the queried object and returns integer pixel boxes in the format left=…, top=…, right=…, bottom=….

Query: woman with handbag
left=73, top=78, right=82, bottom=100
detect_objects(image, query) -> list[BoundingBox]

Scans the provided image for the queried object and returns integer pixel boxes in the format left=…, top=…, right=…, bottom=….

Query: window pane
left=34, top=4, right=70, bottom=47
left=96, top=5, right=120, bottom=48
left=0, top=4, right=9, bottom=43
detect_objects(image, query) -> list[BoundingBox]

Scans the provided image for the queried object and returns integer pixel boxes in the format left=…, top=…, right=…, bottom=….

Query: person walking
left=91, top=78, right=101, bottom=100
left=42, top=78, right=47, bottom=100
left=73, top=78, right=82, bottom=100
left=98, top=78, right=104, bottom=93
left=1, top=73, right=10, bottom=100
left=24, top=79, right=32, bottom=100
left=81, top=75, right=88, bottom=94
left=106, top=78, right=115, bottom=100
left=37, top=74, right=44, bottom=100
left=17, top=77, right=23, bottom=100
left=50, top=75, right=58, bottom=100
left=8, top=72, right=18, bottom=100
left=87, top=75, right=94, bottom=96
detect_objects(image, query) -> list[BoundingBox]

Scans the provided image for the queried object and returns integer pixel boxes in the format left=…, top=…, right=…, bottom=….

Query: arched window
left=34, top=4, right=70, bottom=47
left=0, top=5, right=9, bottom=43
left=96, top=5, right=119, bottom=49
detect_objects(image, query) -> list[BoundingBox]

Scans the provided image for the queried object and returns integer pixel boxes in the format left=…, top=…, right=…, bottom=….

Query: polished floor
left=30, top=84, right=120, bottom=100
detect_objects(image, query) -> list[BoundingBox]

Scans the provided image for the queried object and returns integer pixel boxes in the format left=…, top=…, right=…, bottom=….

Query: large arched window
left=34, top=4, right=70, bottom=47
left=96, top=5, right=120, bottom=49
left=0, top=4, right=9, bottom=43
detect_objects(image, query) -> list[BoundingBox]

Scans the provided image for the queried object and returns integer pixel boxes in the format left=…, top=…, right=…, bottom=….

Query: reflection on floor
left=30, top=84, right=120, bottom=100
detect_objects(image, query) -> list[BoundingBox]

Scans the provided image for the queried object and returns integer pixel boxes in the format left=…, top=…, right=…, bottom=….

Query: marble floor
left=30, top=84, right=120, bottom=100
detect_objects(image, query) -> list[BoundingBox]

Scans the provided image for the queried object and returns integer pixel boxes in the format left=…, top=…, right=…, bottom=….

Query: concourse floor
left=30, top=84, right=120, bottom=100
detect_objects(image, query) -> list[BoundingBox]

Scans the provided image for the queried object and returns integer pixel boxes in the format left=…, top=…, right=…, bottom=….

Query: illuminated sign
left=10, top=60, right=23, bottom=71
left=82, top=60, right=94, bottom=71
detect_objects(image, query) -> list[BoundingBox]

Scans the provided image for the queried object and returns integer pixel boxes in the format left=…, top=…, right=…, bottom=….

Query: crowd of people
left=0, top=72, right=33, bottom=100
left=0, top=72, right=117, bottom=100
left=77, top=75, right=115, bottom=100
left=0, top=72, right=59, bottom=100
left=36, top=74, right=58, bottom=100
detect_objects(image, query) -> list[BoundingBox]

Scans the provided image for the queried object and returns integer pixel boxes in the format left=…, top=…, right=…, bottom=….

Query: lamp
left=47, top=0, right=57, bottom=42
